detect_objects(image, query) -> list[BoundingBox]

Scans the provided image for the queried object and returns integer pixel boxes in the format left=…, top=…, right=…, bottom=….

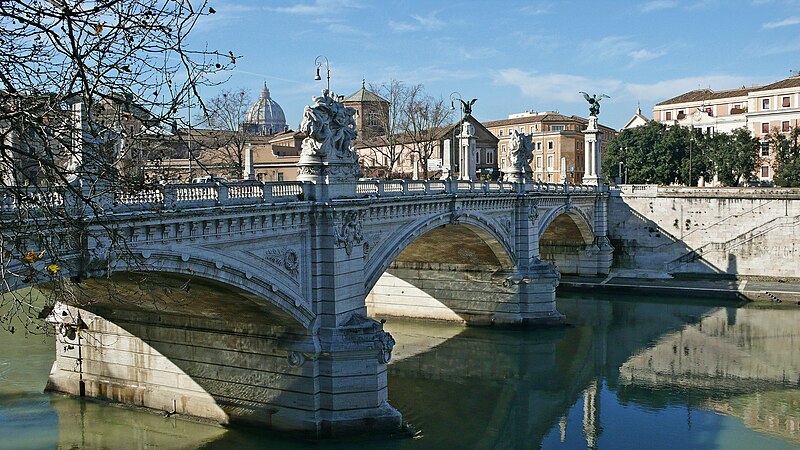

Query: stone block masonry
left=608, top=186, right=800, bottom=278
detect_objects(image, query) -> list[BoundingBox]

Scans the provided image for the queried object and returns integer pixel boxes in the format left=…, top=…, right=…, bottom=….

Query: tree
left=0, top=1, right=229, bottom=333
left=604, top=121, right=713, bottom=185
left=403, top=85, right=452, bottom=180
left=361, top=80, right=410, bottom=178
left=704, top=128, right=758, bottom=186
left=772, top=126, right=800, bottom=187
left=193, top=88, right=252, bottom=180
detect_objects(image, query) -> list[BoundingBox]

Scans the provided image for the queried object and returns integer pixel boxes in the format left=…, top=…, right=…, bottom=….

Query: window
left=547, top=141, right=554, bottom=150
left=761, top=165, right=770, bottom=178
left=487, top=150, right=494, bottom=165
left=665, top=111, right=672, bottom=120
left=508, top=128, right=512, bottom=134
left=547, top=155, right=554, bottom=169
left=783, top=121, right=790, bottom=132
left=536, top=142, right=542, bottom=150
left=498, top=129, right=503, bottom=137
left=476, top=151, right=481, bottom=165
left=551, top=125, right=564, bottom=131
left=762, top=122, right=770, bottom=134
left=367, top=112, right=380, bottom=127
left=277, top=172, right=284, bottom=181
left=705, top=107, right=713, bottom=115
left=536, top=156, right=542, bottom=169
left=783, top=96, right=791, bottom=108
left=501, top=144, right=506, bottom=153
left=762, top=98, right=770, bottom=110
left=760, top=141, right=770, bottom=157
left=519, top=127, right=524, bottom=133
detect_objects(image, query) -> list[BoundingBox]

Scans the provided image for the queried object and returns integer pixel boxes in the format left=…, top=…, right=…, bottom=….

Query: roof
left=753, top=75, right=800, bottom=92
left=342, top=81, right=389, bottom=104
left=482, top=113, right=616, bottom=134
left=654, top=76, right=800, bottom=106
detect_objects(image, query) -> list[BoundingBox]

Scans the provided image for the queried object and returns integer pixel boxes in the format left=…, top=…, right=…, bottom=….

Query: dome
left=243, top=81, right=287, bottom=136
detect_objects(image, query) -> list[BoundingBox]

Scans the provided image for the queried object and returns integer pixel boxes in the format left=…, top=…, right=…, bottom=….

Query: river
left=1, top=291, right=799, bottom=449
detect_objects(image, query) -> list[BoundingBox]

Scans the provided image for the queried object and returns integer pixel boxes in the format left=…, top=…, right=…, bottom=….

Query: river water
left=2, top=291, right=799, bottom=449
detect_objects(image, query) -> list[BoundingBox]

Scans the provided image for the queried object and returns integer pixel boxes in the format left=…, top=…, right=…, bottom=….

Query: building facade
left=653, top=75, right=800, bottom=182
left=483, top=112, right=615, bottom=183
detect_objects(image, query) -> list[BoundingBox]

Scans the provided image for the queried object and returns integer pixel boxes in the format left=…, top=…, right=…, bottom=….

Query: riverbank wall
left=607, top=185, right=800, bottom=280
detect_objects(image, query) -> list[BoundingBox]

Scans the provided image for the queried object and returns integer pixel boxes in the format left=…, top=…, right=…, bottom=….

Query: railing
left=3, top=179, right=600, bottom=215
left=0, top=187, right=66, bottom=214
left=354, top=179, right=597, bottom=197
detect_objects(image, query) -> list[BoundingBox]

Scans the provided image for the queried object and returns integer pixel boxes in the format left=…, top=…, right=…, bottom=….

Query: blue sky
left=190, top=0, right=800, bottom=130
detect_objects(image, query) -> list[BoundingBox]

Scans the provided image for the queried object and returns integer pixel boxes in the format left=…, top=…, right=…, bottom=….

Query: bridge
left=5, top=92, right=612, bottom=437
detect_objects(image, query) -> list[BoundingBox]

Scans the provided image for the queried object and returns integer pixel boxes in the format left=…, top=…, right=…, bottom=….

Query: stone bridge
left=5, top=177, right=612, bottom=436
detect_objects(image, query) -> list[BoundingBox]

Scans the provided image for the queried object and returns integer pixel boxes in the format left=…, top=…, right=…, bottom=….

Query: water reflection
left=2, top=292, right=800, bottom=448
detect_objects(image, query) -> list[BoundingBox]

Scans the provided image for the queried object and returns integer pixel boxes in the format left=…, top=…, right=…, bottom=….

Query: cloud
left=640, top=0, right=678, bottom=12
left=582, top=36, right=665, bottom=64
left=520, top=4, right=551, bottom=16
left=629, top=48, right=665, bottom=61
left=494, top=69, right=752, bottom=105
left=389, top=12, right=445, bottom=32
left=626, top=75, right=753, bottom=101
left=493, top=68, right=623, bottom=103
left=273, top=0, right=363, bottom=15
left=763, top=16, right=800, bottom=29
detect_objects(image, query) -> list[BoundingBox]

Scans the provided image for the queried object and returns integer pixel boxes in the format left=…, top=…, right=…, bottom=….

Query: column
left=583, top=116, right=601, bottom=185
left=459, top=122, right=478, bottom=181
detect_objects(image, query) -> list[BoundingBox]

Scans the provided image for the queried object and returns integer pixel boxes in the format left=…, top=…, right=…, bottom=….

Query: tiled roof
left=753, top=75, right=800, bottom=92
left=342, top=85, right=388, bottom=104
left=482, top=112, right=578, bottom=128
left=653, top=76, right=800, bottom=107
left=655, top=87, right=752, bottom=106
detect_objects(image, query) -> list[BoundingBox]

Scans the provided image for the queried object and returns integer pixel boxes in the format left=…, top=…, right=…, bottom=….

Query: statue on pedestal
left=502, top=130, right=533, bottom=182
left=297, top=90, right=362, bottom=181
left=580, top=92, right=610, bottom=117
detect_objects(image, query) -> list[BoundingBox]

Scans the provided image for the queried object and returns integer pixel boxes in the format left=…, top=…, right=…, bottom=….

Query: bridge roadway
left=6, top=178, right=612, bottom=436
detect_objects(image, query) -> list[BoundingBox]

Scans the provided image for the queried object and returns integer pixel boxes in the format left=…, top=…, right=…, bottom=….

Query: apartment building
left=483, top=112, right=616, bottom=183
left=653, top=75, right=800, bottom=182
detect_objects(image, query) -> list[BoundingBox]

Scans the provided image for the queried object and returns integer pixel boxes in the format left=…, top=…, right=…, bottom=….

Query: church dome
left=244, top=81, right=287, bottom=136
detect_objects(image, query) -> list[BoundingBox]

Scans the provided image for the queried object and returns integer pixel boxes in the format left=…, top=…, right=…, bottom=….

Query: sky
left=188, top=0, right=800, bottom=130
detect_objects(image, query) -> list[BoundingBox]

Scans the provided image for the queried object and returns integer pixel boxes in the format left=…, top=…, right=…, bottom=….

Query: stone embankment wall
left=608, top=185, right=800, bottom=278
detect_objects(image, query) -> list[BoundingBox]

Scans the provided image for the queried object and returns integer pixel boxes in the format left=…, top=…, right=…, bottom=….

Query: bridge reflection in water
left=6, top=291, right=800, bottom=448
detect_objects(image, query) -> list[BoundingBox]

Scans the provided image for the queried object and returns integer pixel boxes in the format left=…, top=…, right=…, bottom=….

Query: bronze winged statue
left=459, top=98, right=477, bottom=117
left=579, top=92, right=610, bottom=116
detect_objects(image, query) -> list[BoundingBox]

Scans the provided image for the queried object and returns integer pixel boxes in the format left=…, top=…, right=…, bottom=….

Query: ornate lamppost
left=314, top=55, right=330, bottom=93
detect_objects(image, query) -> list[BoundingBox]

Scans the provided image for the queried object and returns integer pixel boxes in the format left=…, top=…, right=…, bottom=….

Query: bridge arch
left=364, top=212, right=517, bottom=324
left=538, top=204, right=597, bottom=276
left=537, top=204, right=595, bottom=243
left=110, top=249, right=313, bottom=328
left=364, top=212, right=515, bottom=294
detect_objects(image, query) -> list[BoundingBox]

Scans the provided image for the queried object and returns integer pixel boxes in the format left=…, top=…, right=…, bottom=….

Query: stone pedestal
left=458, top=122, right=478, bottom=181
left=440, top=139, right=453, bottom=180
left=582, top=116, right=603, bottom=186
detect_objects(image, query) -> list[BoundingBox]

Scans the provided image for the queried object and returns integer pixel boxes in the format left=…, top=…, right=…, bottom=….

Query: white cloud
left=582, top=36, right=665, bottom=64
left=273, top=0, right=363, bottom=15
left=763, top=16, right=800, bottom=29
left=494, top=69, right=752, bottom=105
left=493, top=69, right=623, bottom=103
left=640, top=0, right=678, bottom=12
left=626, top=75, right=753, bottom=101
left=520, top=4, right=551, bottom=16
left=629, top=48, right=665, bottom=61
left=389, top=12, right=445, bottom=32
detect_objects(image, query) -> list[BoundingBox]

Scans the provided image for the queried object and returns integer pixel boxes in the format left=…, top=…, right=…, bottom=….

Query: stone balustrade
left=1, top=179, right=599, bottom=217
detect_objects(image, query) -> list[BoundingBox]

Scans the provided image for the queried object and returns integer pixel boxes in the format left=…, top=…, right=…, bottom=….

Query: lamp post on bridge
left=314, top=55, right=330, bottom=94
